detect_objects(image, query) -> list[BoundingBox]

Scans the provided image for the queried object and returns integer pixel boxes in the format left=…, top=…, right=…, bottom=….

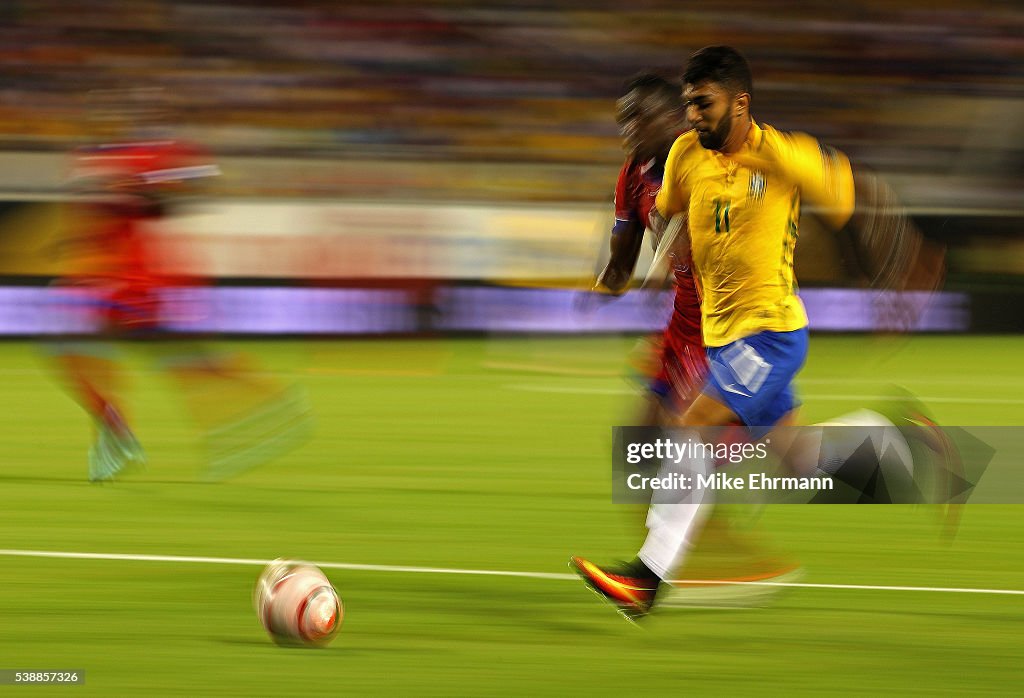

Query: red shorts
left=649, top=309, right=707, bottom=412
left=103, top=282, right=163, bottom=332
left=651, top=265, right=705, bottom=410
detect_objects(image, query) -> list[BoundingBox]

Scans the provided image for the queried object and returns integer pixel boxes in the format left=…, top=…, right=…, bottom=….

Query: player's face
left=616, top=89, right=680, bottom=162
left=684, top=81, right=741, bottom=152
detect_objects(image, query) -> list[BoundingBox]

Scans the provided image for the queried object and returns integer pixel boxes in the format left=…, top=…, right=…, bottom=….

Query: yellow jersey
left=655, top=121, right=855, bottom=347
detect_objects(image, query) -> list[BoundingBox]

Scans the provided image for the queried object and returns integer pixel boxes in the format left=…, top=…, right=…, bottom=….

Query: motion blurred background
left=0, top=0, right=1019, bottom=334
left=0, top=2, right=1022, bottom=695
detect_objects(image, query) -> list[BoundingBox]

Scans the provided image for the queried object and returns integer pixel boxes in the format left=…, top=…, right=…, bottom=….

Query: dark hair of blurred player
left=616, top=74, right=685, bottom=165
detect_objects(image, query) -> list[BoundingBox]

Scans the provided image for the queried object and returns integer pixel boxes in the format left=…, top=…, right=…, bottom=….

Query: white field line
left=0, top=548, right=1022, bottom=597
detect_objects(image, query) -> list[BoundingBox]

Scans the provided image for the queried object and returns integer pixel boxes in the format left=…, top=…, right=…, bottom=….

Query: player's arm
left=594, top=218, right=644, bottom=294
left=847, top=170, right=945, bottom=294
left=589, top=162, right=647, bottom=295
left=648, top=207, right=670, bottom=242
left=650, top=138, right=691, bottom=262
left=136, top=151, right=221, bottom=218
left=780, top=131, right=943, bottom=294
left=737, top=129, right=856, bottom=230
left=640, top=212, right=689, bottom=291
left=782, top=132, right=943, bottom=293
left=750, top=130, right=945, bottom=326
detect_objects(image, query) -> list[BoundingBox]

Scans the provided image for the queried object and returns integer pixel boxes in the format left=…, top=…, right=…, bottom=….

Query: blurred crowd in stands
left=0, top=0, right=1020, bottom=205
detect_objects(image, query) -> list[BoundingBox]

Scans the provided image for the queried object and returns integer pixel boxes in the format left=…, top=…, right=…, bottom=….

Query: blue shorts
left=703, top=328, right=808, bottom=435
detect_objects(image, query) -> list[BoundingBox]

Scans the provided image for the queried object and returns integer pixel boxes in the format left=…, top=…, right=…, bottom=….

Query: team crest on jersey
left=748, top=171, right=766, bottom=203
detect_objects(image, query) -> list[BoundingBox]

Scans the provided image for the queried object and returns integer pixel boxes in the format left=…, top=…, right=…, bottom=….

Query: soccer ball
left=253, top=559, right=343, bottom=647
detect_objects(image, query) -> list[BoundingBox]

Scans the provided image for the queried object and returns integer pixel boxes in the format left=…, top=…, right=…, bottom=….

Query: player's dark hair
left=620, top=72, right=683, bottom=110
left=683, top=46, right=753, bottom=97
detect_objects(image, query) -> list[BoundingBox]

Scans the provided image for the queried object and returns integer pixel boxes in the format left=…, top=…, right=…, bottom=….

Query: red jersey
left=614, top=157, right=702, bottom=347
left=65, top=140, right=218, bottom=330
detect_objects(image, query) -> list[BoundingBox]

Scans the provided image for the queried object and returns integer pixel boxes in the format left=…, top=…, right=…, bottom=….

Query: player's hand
left=596, top=265, right=631, bottom=295
left=572, top=282, right=621, bottom=315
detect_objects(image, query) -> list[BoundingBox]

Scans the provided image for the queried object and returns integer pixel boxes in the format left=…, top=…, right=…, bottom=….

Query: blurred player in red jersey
left=584, top=73, right=799, bottom=603
left=594, top=73, right=706, bottom=424
left=51, top=88, right=309, bottom=482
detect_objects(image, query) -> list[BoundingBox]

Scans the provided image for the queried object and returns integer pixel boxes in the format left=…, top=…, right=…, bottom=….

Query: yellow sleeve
left=780, top=131, right=856, bottom=229
left=736, top=127, right=856, bottom=230
left=654, top=136, right=689, bottom=219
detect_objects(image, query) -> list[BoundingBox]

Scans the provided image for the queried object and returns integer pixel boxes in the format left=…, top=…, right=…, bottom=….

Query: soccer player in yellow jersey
left=654, top=45, right=858, bottom=428
left=571, top=46, right=950, bottom=620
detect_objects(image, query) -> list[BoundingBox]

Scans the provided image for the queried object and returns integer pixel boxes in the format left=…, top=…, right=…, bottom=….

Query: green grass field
left=1, top=334, right=1022, bottom=695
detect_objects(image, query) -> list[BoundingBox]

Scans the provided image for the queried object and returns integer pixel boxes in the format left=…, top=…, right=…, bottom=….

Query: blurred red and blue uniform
left=62, top=140, right=218, bottom=333
left=614, top=157, right=706, bottom=409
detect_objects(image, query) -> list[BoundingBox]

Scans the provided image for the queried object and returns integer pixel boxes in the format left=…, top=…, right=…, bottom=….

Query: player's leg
left=571, top=391, right=733, bottom=620
left=666, top=397, right=802, bottom=604
left=773, top=409, right=914, bottom=481
left=149, top=341, right=312, bottom=480
left=642, top=338, right=800, bottom=606
left=48, top=340, right=144, bottom=481
left=639, top=337, right=692, bottom=427
left=769, top=389, right=962, bottom=530
left=576, top=337, right=703, bottom=618
left=572, top=328, right=808, bottom=619
left=571, top=470, right=711, bottom=621
left=629, top=391, right=745, bottom=606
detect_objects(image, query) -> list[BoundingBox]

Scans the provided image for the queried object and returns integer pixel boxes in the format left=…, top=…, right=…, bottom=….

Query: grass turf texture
left=1, top=335, right=1022, bottom=695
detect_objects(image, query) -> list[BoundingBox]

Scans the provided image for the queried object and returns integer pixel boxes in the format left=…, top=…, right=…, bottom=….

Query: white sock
left=637, top=431, right=713, bottom=581
left=638, top=502, right=710, bottom=581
